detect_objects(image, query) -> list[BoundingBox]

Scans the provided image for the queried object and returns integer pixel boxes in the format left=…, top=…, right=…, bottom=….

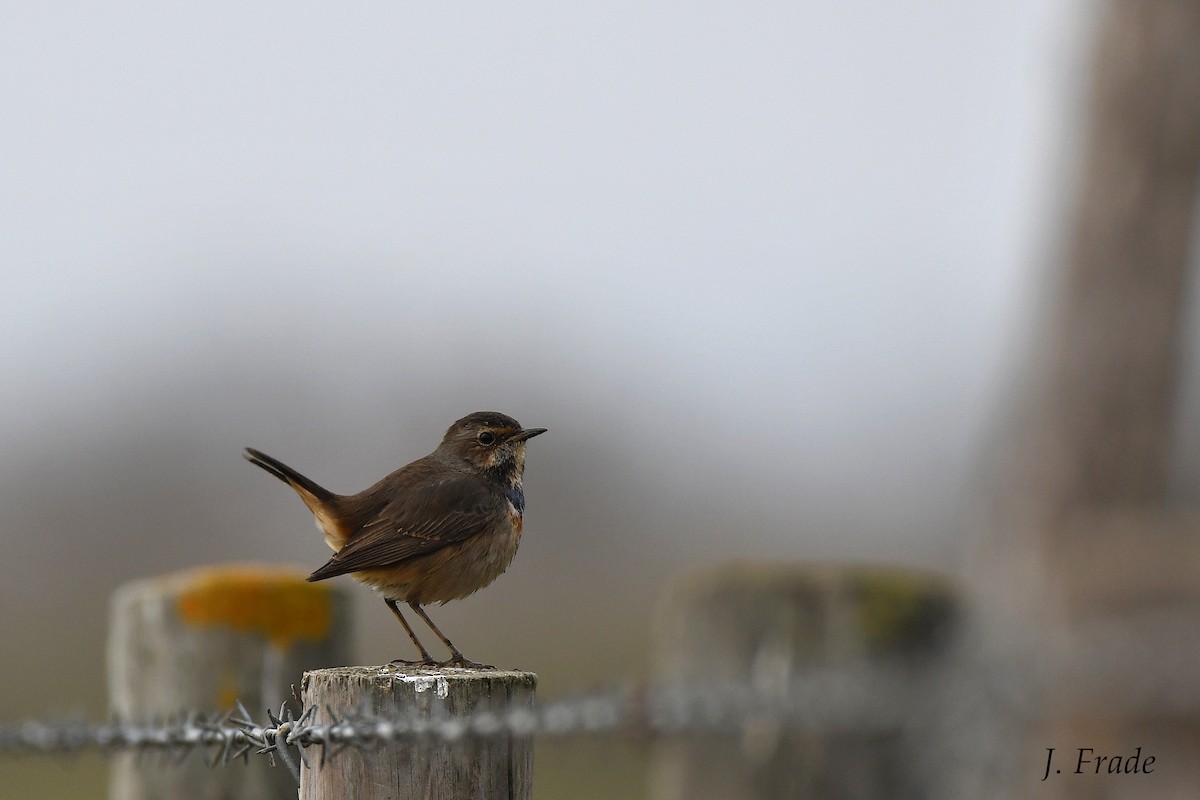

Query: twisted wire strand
left=0, top=661, right=1024, bottom=787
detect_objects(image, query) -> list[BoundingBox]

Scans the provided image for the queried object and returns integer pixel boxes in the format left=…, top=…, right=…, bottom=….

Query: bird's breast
left=354, top=510, right=523, bottom=604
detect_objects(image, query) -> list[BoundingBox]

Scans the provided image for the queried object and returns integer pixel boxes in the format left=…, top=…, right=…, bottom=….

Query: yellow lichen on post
left=845, top=567, right=956, bottom=652
left=175, top=564, right=333, bottom=647
left=110, top=565, right=353, bottom=800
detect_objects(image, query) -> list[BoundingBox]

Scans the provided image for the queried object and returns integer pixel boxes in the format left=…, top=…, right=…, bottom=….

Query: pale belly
left=352, top=514, right=523, bottom=605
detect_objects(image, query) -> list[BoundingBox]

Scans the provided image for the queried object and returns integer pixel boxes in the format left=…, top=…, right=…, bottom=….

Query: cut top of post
left=305, top=664, right=538, bottom=697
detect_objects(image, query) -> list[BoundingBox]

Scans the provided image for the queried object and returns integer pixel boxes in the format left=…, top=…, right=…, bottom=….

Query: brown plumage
left=245, top=411, right=546, bottom=668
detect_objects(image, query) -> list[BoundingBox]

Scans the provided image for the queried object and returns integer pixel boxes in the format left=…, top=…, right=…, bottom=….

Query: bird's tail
left=243, top=447, right=337, bottom=512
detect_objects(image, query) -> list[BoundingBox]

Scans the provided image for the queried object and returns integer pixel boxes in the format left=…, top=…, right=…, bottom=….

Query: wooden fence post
left=108, top=564, right=353, bottom=800
left=650, top=563, right=958, bottom=800
left=299, top=665, right=537, bottom=800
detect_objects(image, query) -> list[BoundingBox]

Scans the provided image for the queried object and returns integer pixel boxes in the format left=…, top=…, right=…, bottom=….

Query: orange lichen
left=175, top=565, right=333, bottom=648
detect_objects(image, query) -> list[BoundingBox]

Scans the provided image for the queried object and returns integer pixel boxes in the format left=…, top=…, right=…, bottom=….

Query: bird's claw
left=438, top=655, right=495, bottom=669
left=389, top=657, right=439, bottom=667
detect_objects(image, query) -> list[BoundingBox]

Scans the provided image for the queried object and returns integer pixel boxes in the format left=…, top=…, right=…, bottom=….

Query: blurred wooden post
left=970, top=1, right=1200, bottom=798
left=299, top=666, right=537, bottom=800
left=650, top=563, right=958, bottom=800
left=108, top=564, right=353, bottom=800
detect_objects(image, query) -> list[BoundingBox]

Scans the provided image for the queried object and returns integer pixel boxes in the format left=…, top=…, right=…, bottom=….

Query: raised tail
left=243, top=447, right=337, bottom=508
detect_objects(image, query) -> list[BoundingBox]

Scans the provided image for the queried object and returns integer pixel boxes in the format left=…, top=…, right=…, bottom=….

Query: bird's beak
left=510, top=427, right=548, bottom=442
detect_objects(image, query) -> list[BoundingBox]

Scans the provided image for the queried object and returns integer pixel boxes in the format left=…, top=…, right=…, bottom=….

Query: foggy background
left=6, top=0, right=1180, bottom=796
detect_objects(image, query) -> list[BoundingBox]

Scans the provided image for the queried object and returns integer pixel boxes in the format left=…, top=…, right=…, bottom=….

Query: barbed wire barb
left=0, top=663, right=1027, bottom=774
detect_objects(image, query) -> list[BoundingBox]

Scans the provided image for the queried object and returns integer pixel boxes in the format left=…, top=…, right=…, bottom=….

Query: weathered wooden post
left=650, top=563, right=958, bottom=800
left=299, top=665, right=537, bottom=800
left=108, top=564, right=353, bottom=800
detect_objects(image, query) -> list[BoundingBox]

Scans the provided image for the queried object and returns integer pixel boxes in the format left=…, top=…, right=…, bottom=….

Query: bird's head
left=439, top=411, right=546, bottom=477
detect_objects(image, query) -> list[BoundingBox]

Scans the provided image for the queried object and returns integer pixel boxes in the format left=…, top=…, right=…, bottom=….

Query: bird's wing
left=306, top=475, right=495, bottom=581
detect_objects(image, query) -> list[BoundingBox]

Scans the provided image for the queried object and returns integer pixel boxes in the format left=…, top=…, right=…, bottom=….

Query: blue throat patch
left=506, top=483, right=526, bottom=515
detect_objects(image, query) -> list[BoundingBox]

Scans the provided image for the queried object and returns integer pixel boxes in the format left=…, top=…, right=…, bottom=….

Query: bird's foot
left=389, top=657, right=439, bottom=668
left=438, top=655, right=495, bottom=670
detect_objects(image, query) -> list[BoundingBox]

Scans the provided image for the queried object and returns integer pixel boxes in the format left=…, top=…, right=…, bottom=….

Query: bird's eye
left=477, top=431, right=496, bottom=446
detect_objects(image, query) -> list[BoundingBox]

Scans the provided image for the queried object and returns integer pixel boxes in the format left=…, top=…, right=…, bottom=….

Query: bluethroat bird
left=245, top=411, right=546, bottom=668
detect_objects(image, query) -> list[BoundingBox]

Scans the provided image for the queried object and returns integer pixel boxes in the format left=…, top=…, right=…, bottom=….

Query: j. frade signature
left=1041, top=747, right=1155, bottom=781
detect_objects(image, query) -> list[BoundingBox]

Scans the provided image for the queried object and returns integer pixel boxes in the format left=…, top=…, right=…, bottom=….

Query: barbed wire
left=0, top=667, right=945, bottom=785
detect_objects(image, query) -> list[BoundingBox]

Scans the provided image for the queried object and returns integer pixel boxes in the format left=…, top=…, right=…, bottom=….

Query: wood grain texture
left=108, top=564, right=353, bottom=800
left=299, top=665, right=537, bottom=800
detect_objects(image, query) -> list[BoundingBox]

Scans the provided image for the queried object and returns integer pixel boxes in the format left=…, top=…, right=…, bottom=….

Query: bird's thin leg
left=385, top=598, right=436, bottom=665
left=409, top=602, right=493, bottom=669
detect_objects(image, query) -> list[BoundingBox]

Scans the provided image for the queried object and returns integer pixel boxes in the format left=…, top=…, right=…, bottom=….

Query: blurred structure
left=972, top=1, right=1200, bottom=797
left=650, top=564, right=958, bottom=800
left=109, top=565, right=352, bottom=800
